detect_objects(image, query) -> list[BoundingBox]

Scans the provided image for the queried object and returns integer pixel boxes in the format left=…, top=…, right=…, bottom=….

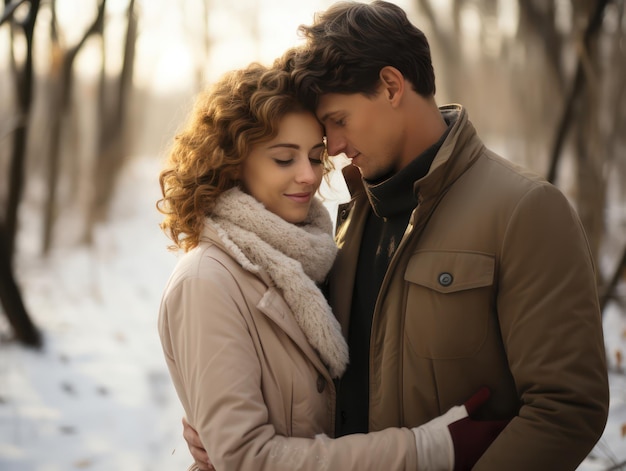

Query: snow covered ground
left=0, top=157, right=191, bottom=470
left=0, top=154, right=625, bottom=470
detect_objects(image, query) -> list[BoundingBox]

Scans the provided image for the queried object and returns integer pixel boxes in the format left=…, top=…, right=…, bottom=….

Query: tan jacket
left=159, top=226, right=418, bottom=470
left=329, top=105, right=609, bottom=470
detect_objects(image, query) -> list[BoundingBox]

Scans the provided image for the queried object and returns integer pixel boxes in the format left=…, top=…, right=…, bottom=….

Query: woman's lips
left=285, top=192, right=312, bottom=203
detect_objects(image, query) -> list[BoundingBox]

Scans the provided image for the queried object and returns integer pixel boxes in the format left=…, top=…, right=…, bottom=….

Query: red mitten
left=448, top=387, right=510, bottom=471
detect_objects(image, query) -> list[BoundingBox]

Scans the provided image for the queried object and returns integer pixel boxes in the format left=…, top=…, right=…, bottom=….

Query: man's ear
left=379, top=66, right=405, bottom=105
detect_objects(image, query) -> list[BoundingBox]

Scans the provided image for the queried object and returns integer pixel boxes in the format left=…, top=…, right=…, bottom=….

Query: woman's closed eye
left=273, top=158, right=294, bottom=166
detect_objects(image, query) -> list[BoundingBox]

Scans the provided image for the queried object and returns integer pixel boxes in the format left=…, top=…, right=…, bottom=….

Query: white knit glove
left=412, top=404, right=468, bottom=471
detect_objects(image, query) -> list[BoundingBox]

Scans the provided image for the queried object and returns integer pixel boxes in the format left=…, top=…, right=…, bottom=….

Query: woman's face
left=240, top=111, right=326, bottom=224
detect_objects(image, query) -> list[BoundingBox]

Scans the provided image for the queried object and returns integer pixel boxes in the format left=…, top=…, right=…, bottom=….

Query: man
left=184, top=1, right=609, bottom=469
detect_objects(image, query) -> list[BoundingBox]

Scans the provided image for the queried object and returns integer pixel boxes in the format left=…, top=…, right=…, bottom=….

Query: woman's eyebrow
left=267, top=143, right=299, bottom=149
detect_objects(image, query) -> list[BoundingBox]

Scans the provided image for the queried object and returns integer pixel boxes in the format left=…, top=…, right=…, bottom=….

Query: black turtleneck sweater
left=336, top=128, right=450, bottom=436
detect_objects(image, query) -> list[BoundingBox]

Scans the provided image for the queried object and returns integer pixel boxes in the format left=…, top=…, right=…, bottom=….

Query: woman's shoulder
left=172, top=241, right=245, bottom=284
left=163, top=223, right=270, bottom=301
left=161, top=241, right=263, bottom=313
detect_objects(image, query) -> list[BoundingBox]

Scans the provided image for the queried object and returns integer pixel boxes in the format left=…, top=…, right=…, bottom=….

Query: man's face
left=316, top=88, right=404, bottom=181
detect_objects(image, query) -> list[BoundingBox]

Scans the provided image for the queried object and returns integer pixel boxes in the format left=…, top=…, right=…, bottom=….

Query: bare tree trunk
left=517, top=1, right=565, bottom=86
left=547, top=0, right=610, bottom=184
left=0, top=0, right=42, bottom=346
left=415, top=0, right=464, bottom=100
left=0, top=221, right=42, bottom=347
left=42, top=0, right=107, bottom=255
left=3, top=0, right=40, bottom=261
left=575, top=92, right=605, bottom=271
left=598, top=1, right=626, bottom=312
left=601, top=247, right=626, bottom=312
left=83, top=0, right=136, bottom=243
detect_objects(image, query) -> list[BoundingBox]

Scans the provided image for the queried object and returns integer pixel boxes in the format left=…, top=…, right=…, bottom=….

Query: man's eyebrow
left=317, top=111, right=336, bottom=124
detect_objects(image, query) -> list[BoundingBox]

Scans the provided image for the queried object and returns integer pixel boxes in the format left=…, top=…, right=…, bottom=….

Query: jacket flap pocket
left=404, top=250, right=495, bottom=293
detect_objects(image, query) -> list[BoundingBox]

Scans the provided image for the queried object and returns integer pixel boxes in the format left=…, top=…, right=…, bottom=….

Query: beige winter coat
left=159, top=225, right=418, bottom=470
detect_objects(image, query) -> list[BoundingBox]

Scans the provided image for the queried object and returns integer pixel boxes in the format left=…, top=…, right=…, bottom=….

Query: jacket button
left=438, top=272, right=453, bottom=287
left=316, top=374, right=326, bottom=393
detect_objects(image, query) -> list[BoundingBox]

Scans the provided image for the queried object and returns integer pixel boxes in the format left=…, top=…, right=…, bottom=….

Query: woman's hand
left=182, top=417, right=214, bottom=471
left=412, top=387, right=509, bottom=471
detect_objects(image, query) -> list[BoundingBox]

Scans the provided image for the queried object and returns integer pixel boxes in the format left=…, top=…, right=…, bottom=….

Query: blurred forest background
left=0, top=0, right=625, bottom=461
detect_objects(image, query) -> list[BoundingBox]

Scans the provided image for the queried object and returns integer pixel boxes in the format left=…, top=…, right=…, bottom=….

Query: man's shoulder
left=474, top=150, right=551, bottom=195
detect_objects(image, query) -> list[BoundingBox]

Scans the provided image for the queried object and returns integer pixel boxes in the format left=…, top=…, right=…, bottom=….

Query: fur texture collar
left=205, top=188, right=348, bottom=377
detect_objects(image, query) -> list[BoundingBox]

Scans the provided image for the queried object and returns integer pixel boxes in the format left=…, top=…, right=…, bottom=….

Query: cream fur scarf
left=205, top=187, right=348, bottom=378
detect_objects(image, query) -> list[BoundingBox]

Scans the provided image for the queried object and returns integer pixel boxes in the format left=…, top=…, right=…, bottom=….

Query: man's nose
left=325, top=130, right=346, bottom=157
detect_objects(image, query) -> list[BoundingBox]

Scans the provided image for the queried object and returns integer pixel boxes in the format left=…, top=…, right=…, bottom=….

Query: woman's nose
left=295, top=159, right=318, bottom=184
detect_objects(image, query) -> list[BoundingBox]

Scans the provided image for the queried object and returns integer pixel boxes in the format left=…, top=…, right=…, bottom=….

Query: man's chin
left=351, top=162, right=364, bottom=175
left=358, top=166, right=391, bottom=183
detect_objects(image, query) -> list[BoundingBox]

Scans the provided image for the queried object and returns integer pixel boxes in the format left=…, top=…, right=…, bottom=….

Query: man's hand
left=412, top=387, right=509, bottom=471
left=182, top=417, right=214, bottom=471
left=448, top=387, right=509, bottom=471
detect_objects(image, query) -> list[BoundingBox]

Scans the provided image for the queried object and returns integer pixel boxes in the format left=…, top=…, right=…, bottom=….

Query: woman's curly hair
left=157, top=63, right=331, bottom=252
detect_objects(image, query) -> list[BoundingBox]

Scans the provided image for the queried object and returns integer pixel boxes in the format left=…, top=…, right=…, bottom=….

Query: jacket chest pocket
left=403, top=250, right=495, bottom=359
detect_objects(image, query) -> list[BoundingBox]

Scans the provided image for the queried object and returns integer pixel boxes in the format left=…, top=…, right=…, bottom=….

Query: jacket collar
left=199, top=223, right=343, bottom=379
left=414, top=105, right=484, bottom=201
left=200, top=225, right=275, bottom=287
left=362, top=122, right=450, bottom=218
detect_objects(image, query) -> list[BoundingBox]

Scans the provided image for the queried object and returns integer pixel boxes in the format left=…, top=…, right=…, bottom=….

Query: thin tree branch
left=547, top=0, right=610, bottom=183
left=601, top=246, right=626, bottom=313
left=604, top=458, right=626, bottom=470
left=42, top=0, right=106, bottom=254
left=0, top=115, right=26, bottom=142
left=0, top=0, right=27, bottom=27
left=517, top=2, right=564, bottom=86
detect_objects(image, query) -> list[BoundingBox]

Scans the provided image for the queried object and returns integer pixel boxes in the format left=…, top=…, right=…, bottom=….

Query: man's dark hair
left=284, top=1, right=436, bottom=109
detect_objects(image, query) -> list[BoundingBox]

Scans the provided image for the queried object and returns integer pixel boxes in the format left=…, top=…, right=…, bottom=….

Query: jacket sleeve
left=476, top=183, right=609, bottom=470
left=159, top=260, right=418, bottom=471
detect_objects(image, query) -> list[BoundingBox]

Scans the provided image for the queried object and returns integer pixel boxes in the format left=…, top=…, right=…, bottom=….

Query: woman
left=157, top=63, right=497, bottom=471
